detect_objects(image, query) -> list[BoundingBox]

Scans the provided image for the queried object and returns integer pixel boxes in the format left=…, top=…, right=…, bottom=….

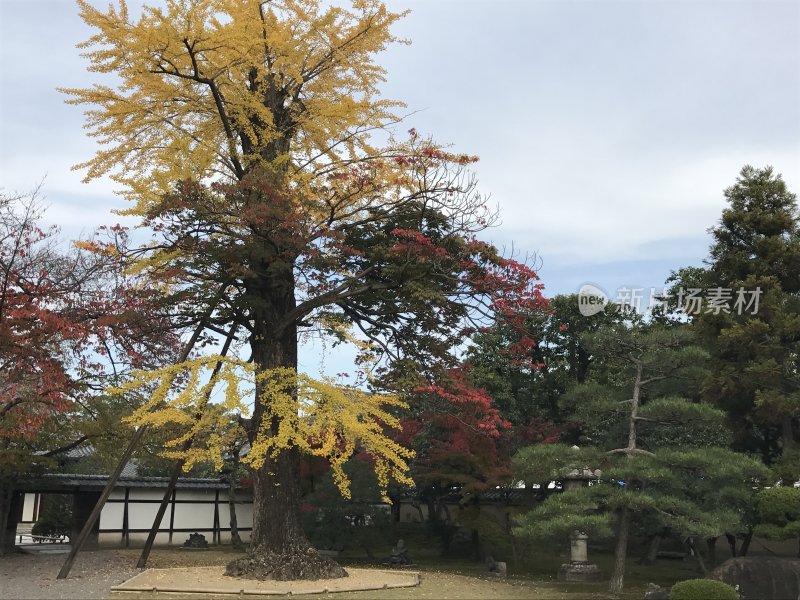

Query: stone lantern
left=557, top=449, right=602, bottom=582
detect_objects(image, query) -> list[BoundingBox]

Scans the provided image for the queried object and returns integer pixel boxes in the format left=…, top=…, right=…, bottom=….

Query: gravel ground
left=113, top=566, right=419, bottom=595
left=0, top=548, right=139, bottom=600
left=0, top=547, right=596, bottom=600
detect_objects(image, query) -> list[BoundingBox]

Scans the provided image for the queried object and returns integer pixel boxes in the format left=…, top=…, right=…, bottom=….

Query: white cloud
left=487, top=149, right=800, bottom=265
left=1, top=0, right=797, bottom=315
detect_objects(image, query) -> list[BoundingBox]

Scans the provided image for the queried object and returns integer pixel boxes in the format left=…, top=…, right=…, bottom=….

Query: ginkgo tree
left=65, top=0, right=546, bottom=580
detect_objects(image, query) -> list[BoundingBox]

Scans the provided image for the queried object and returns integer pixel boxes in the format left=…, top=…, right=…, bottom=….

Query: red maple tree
left=0, top=189, right=177, bottom=553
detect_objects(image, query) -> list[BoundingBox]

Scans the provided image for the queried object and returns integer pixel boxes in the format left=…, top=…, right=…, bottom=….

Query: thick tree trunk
left=426, top=496, right=452, bottom=557
left=0, top=484, right=14, bottom=555
left=505, top=508, right=519, bottom=568
left=470, top=528, right=481, bottom=562
left=225, top=270, right=345, bottom=581
left=609, top=507, right=630, bottom=594
left=226, top=448, right=344, bottom=580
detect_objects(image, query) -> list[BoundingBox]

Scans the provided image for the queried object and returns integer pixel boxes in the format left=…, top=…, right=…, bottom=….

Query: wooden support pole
left=213, top=490, right=220, bottom=545
left=136, top=457, right=185, bottom=568
left=57, top=425, right=147, bottom=579
left=168, top=488, right=176, bottom=545
left=122, top=488, right=130, bottom=548
left=56, top=297, right=226, bottom=580
left=136, top=326, right=236, bottom=569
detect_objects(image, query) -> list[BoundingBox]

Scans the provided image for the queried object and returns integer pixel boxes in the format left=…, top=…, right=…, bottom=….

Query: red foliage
left=0, top=193, right=177, bottom=454
left=414, top=367, right=508, bottom=438
left=389, top=229, right=449, bottom=260
left=512, top=417, right=573, bottom=447
left=400, top=367, right=513, bottom=494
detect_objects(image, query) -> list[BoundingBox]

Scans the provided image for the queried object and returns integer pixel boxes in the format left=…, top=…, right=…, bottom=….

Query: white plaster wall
left=171, top=502, right=215, bottom=530
left=97, top=487, right=253, bottom=548
left=20, top=493, right=37, bottom=523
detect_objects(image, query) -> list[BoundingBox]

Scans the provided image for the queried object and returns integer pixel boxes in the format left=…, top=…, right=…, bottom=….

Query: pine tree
left=672, top=166, right=800, bottom=457
left=513, top=321, right=768, bottom=593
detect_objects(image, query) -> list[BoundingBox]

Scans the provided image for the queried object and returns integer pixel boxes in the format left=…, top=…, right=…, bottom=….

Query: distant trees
left=755, top=486, right=800, bottom=557
left=466, top=294, right=625, bottom=425
left=670, top=166, right=800, bottom=458
left=513, top=320, right=768, bottom=594
left=512, top=166, right=798, bottom=591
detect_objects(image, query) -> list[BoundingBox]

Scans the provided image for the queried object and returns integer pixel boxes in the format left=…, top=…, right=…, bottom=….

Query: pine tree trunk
left=686, top=537, right=708, bottom=575
left=782, top=418, right=796, bottom=450
left=640, top=533, right=661, bottom=565
left=470, top=528, right=481, bottom=562
left=609, top=507, right=630, bottom=594
left=224, top=267, right=346, bottom=581
left=725, top=532, right=737, bottom=558
left=506, top=509, right=519, bottom=568
left=609, top=361, right=641, bottom=593
left=739, top=531, right=753, bottom=557
left=706, top=536, right=717, bottom=567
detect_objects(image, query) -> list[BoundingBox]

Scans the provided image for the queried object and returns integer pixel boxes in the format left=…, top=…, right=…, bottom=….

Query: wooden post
left=56, top=301, right=224, bottom=580
left=213, top=490, right=220, bottom=545
left=136, top=458, right=185, bottom=568
left=136, top=325, right=237, bottom=568
left=57, top=426, right=147, bottom=579
left=122, top=488, right=130, bottom=548
left=168, top=488, right=176, bottom=545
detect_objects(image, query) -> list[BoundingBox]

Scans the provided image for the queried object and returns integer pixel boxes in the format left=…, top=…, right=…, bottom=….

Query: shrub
left=302, top=458, right=395, bottom=558
left=669, top=579, right=738, bottom=600
left=31, top=494, right=73, bottom=539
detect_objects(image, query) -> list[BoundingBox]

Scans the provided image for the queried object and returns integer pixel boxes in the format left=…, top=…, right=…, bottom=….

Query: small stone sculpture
left=183, top=532, right=209, bottom=549
left=384, top=538, right=412, bottom=566
left=558, top=530, right=601, bottom=582
left=486, top=556, right=507, bottom=577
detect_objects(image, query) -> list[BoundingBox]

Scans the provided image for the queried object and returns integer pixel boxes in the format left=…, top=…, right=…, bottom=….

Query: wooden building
left=15, top=473, right=253, bottom=548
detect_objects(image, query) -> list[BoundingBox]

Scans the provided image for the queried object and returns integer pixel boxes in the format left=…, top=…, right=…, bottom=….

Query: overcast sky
left=1, top=0, right=798, bottom=312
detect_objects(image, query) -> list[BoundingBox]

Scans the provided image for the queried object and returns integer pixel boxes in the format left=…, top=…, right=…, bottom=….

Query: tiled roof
left=64, top=445, right=95, bottom=459
left=18, top=473, right=229, bottom=492
left=397, top=487, right=550, bottom=504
